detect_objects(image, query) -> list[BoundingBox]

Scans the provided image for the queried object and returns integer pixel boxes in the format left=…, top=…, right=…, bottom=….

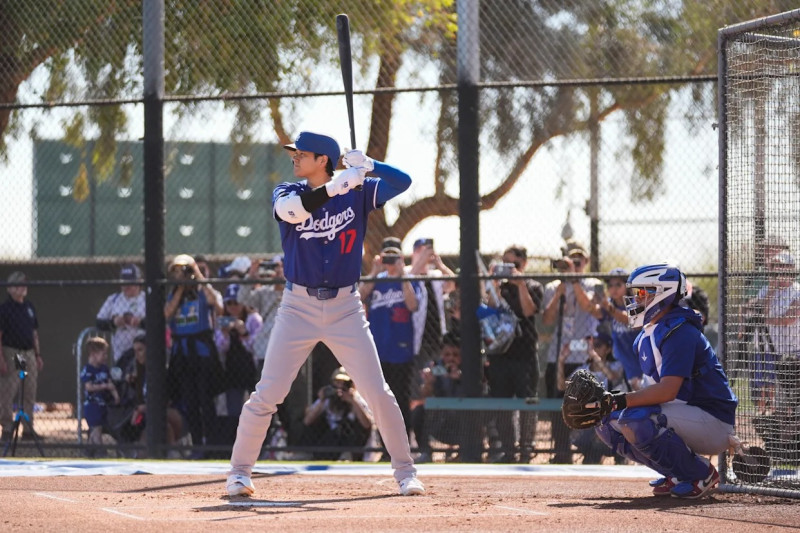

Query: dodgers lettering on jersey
left=273, top=178, right=380, bottom=288
left=634, top=306, right=737, bottom=425
left=367, top=273, right=421, bottom=364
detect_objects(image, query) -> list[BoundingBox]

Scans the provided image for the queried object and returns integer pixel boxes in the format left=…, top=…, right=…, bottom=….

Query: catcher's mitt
left=561, top=369, right=614, bottom=430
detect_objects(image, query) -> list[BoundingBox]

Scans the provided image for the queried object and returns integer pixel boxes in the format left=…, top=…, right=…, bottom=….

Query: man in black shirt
left=485, top=246, right=544, bottom=463
left=0, top=271, right=43, bottom=441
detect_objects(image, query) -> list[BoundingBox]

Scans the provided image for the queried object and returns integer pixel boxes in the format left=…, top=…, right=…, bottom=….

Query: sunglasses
left=632, top=287, right=658, bottom=299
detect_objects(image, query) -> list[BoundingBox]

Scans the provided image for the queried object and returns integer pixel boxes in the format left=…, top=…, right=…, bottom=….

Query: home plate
left=227, top=501, right=302, bottom=507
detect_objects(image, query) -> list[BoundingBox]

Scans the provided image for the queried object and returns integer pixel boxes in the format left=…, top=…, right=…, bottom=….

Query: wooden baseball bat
left=336, top=14, right=356, bottom=151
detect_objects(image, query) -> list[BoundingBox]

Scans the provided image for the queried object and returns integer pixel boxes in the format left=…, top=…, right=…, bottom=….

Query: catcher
left=562, top=263, right=738, bottom=499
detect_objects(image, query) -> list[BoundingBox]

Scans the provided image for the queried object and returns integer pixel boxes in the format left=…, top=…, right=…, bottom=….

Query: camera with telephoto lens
left=551, top=258, right=570, bottom=270
left=14, top=353, right=26, bottom=371
left=322, top=384, right=338, bottom=399
left=257, top=261, right=279, bottom=277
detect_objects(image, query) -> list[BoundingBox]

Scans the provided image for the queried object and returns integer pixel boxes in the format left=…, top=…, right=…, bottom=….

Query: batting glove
left=342, top=149, right=375, bottom=172
left=325, top=167, right=365, bottom=197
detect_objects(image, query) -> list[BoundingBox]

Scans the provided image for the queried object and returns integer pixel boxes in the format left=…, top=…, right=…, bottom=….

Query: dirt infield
left=1, top=473, right=798, bottom=532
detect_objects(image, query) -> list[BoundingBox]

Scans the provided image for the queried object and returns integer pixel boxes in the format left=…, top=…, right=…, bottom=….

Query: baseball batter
left=563, top=263, right=738, bottom=499
left=226, top=131, right=424, bottom=497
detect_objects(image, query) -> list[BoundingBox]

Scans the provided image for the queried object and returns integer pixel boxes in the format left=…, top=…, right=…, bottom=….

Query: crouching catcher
left=562, top=264, right=738, bottom=499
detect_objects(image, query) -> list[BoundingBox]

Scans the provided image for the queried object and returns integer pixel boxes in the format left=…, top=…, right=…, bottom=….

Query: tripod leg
left=22, top=418, right=44, bottom=457
left=2, top=418, right=22, bottom=457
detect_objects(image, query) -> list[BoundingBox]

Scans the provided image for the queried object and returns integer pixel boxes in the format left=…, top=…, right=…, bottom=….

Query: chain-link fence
left=0, top=1, right=789, bottom=461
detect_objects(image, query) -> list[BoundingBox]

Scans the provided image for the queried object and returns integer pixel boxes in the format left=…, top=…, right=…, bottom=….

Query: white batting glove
left=342, top=149, right=375, bottom=172
left=325, top=167, right=365, bottom=196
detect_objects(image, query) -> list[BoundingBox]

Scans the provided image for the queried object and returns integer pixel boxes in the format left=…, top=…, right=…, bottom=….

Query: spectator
left=118, top=335, right=185, bottom=457
left=194, top=254, right=224, bottom=325
left=0, top=271, right=43, bottom=442
left=443, top=287, right=461, bottom=340
left=164, top=254, right=225, bottom=458
left=300, top=367, right=374, bottom=460
left=406, top=238, right=456, bottom=367
left=236, top=254, right=285, bottom=375
left=359, top=244, right=422, bottom=433
left=215, top=284, right=262, bottom=418
left=542, top=240, right=603, bottom=463
left=749, top=252, right=800, bottom=413
left=484, top=245, right=543, bottom=463
left=96, top=263, right=146, bottom=362
left=411, top=333, right=465, bottom=463
left=80, top=337, right=119, bottom=457
left=598, top=268, right=642, bottom=390
left=557, top=331, right=625, bottom=464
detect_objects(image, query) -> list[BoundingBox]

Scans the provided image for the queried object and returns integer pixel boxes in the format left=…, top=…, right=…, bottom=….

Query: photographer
left=164, top=254, right=224, bottom=459
left=411, top=333, right=465, bottom=462
left=300, top=367, right=374, bottom=460
left=542, top=240, right=603, bottom=463
left=483, top=245, right=543, bottom=463
left=214, top=284, right=261, bottom=419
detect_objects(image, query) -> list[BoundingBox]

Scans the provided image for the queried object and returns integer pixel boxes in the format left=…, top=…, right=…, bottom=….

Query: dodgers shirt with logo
left=81, top=363, right=114, bottom=407
left=367, top=273, right=422, bottom=364
left=634, top=306, right=737, bottom=425
left=273, top=178, right=381, bottom=289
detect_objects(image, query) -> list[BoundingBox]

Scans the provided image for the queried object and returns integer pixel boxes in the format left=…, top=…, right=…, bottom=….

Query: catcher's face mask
left=624, top=264, right=687, bottom=328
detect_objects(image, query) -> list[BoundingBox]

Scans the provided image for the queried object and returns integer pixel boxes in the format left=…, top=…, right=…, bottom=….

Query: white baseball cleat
left=399, top=476, right=426, bottom=496
left=226, top=474, right=255, bottom=497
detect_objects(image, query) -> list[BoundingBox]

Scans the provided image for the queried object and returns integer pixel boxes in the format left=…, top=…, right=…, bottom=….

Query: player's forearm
left=374, top=161, right=411, bottom=203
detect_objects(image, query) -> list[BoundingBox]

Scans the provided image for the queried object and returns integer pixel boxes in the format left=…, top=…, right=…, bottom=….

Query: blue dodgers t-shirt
left=273, top=178, right=380, bottom=289
left=367, top=273, right=422, bottom=364
left=167, top=290, right=214, bottom=357
left=80, top=363, right=113, bottom=407
left=635, top=306, right=738, bottom=425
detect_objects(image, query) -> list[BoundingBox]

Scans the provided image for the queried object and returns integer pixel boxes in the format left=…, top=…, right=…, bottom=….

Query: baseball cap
left=608, top=267, right=628, bottom=279
left=770, top=251, right=795, bottom=268
left=593, top=331, right=613, bottom=347
left=382, top=246, right=402, bottom=256
left=413, top=238, right=433, bottom=249
left=221, top=256, right=252, bottom=278
left=330, top=366, right=352, bottom=383
left=284, top=131, right=341, bottom=167
left=381, top=237, right=402, bottom=251
left=563, top=240, right=588, bottom=257
left=224, top=284, right=240, bottom=302
left=119, top=263, right=141, bottom=281
left=169, top=254, right=194, bottom=271
left=7, top=271, right=26, bottom=283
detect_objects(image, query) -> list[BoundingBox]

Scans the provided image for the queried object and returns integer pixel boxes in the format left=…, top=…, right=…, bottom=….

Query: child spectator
left=80, top=337, right=119, bottom=456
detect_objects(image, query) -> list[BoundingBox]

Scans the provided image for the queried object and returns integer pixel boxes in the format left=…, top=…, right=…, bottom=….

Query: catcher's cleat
left=226, top=474, right=255, bottom=497
left=670, top=464, right=719, bottom=499
left=399, top=476, right=426, bottom=496
left=650, top=476, right=678, bottom=496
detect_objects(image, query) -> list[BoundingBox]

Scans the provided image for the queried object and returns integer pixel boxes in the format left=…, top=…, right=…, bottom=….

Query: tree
left=2, top=0, right=795, bottom=253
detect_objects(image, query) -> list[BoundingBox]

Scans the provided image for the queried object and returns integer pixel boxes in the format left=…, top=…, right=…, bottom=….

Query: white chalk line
left=34, top=492, right=78, bottom=503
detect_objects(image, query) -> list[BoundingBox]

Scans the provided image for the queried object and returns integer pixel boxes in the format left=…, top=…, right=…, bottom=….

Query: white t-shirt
left=757, top=282, right=800, bottom=356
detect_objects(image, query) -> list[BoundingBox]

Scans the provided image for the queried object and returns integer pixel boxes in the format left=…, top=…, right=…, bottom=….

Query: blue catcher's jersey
left=367, top=273, right=422, bottom=364
left=634, top=306, right=738, bottom=425
left=273, top=178, right=381, bottom=288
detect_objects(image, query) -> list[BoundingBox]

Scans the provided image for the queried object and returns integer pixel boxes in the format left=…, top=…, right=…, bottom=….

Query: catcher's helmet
left=625, top=263, right=687, bottom=328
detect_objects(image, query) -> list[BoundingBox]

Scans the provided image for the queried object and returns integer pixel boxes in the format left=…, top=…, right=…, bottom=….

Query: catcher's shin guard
left=614, top=406, right=710, bottom=482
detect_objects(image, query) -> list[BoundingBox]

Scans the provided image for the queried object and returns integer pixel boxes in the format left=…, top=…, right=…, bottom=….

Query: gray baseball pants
left=228, top=282, right=417, bottom=482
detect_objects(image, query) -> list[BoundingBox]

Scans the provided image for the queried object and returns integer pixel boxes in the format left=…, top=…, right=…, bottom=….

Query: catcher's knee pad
left=618, top=407, right=709, bottom=481
left=615, top=406, right=663, bottom=446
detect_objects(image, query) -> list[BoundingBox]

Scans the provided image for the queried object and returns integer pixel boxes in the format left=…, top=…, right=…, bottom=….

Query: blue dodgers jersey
left=273, top=177, right=380, bottom=288
left=634, top=306, right=738, bottom=425
left=80, top=363, right=113, bottom=407
left=367, top=273, right=421, bottom=364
